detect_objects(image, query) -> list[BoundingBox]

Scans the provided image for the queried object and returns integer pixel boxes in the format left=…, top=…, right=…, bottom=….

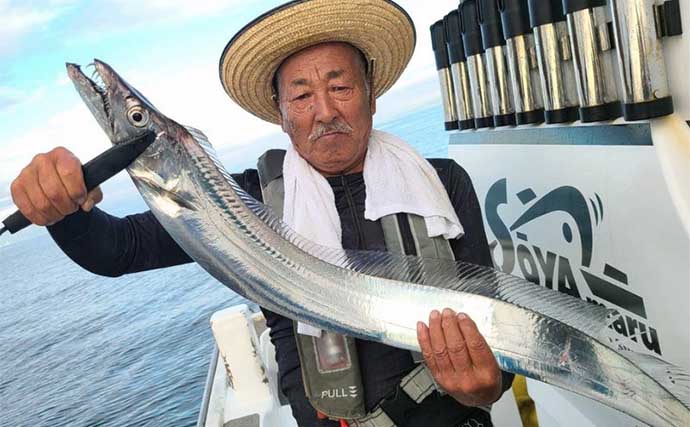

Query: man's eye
left=293, top=93, right=310, bottom=101
left=333, top=86, right=350, bottom=92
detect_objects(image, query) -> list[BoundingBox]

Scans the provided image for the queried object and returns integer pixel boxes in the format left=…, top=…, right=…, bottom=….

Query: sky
left=0, top=0, right=459, bottom=236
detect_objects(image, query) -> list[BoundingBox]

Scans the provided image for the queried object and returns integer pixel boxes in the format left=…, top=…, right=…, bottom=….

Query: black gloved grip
left=2, top=131, right=156, bottom=235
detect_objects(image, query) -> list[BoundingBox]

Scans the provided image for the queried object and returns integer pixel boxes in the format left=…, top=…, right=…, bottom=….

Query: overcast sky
left=0, top=0, right=459, bottom=223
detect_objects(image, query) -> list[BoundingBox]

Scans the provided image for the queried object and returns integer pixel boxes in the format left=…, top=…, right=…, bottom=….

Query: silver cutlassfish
left=66, top=60, right=689, bottom=427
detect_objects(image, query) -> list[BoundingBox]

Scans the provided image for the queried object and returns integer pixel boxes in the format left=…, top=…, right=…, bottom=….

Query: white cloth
left=283, top=129, right=465, bottom=336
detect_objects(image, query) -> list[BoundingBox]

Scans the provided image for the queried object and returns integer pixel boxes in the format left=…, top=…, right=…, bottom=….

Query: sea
left=0, top=104, right=448, bottom=427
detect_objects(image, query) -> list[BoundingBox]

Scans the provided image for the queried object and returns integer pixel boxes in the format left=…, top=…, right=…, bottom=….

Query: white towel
left=283, top=129, right=465, bottom=336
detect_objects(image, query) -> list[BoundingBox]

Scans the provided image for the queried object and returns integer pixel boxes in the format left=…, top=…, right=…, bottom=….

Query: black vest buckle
left=378, top=384, right=425, bottom=425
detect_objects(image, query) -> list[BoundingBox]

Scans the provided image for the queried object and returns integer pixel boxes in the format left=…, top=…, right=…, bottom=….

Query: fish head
left=67, top=59, right=202, bottom=216
left=66, top=59, right=165, bottom=144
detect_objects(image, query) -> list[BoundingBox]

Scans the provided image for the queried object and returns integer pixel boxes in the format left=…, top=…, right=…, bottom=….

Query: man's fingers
left=428, top=310, right=455, bottom=374
left=441, top=308, right=472, bottom=373
left=53, top=148, right=87, bottom=205
left=11, top=183, right=50, bottom=226
left=417, top=321, right=439, bottom=374
left=81, top=187, right=103, bottom=212
left=37, top=159, right=78, bottom=216
left=8, top=147, right=87, bottom=227
left=24, top=166, right=63, bottom=221
left=81, top=199, right=94, bottom=212
left=457, top=313, right=497, bottom=371
left=90, top=187, right=103, bottom=204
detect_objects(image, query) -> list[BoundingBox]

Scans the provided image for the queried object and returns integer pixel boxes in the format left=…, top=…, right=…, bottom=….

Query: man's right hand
left=10, top=147, right=103, bottom=226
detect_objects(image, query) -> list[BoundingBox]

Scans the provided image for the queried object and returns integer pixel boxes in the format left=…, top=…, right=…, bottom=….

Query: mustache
left=308, top=120, right=353, bottom=142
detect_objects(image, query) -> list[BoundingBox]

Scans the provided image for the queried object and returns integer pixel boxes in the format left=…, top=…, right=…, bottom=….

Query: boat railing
left=196, top=346, right=219, bottom=427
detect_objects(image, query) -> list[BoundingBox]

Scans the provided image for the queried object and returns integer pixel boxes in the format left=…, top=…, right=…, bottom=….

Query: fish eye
left=127, top=106, right=149, bottom=127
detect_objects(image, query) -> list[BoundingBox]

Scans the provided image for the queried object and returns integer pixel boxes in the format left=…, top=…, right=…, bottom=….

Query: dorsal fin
left=194, top=134, right=617, bottom=340
left=191, top=130, right=690, bottom=413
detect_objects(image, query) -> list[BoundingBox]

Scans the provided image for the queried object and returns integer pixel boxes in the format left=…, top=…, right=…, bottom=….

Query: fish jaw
left=66, top=62, right=115, bottom=141
left=67, top=59, right=202, bottom=221
left=66, top=59, right=163, bottom=146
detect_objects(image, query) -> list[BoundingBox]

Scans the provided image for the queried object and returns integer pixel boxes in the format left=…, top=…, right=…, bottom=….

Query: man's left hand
left=417, top=308, right=502, bottom=407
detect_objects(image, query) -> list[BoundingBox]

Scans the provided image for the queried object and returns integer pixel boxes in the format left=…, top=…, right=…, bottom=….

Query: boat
left=196, top=305, right=523, bottom=427
left=196, top=305, right=298, bottom=427
left=196, top=1, right=689, bottom=426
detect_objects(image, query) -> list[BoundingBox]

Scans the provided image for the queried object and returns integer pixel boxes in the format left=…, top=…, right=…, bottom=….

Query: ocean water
left=0, top=104, right=448, bottom=427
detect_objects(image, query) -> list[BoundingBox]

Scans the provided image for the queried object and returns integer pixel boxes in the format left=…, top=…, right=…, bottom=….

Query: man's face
left=277, top=42, right=376, bottom=176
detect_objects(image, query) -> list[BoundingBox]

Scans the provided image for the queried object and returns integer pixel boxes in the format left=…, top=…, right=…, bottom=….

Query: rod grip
left=2, top=210, right=30, bottom=235
left=2, top=132, right=155, bottom=235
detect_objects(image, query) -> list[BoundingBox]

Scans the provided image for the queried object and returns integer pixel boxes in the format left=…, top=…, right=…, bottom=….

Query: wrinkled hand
left=10, top=147, right=103, bottom=226
left=417, top=308, right=502, bottom=407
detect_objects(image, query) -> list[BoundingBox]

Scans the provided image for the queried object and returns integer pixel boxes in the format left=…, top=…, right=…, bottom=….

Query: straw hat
left=219, top=0, right=416, bottom=124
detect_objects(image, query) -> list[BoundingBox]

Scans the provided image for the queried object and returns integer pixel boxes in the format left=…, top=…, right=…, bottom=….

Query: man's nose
left=313, top=92, right=338, bottom=123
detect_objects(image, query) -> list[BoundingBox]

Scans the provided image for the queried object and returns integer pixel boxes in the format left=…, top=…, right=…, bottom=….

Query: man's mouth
left=310, top=130, right=351, bottom=142
left=308, top=120, right=354, bottom=142
left=320, top=131, right=345, bottom=138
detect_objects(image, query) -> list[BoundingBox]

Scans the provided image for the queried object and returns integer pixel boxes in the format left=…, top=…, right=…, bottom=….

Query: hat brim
left=219, top=0, right=416, bottom=124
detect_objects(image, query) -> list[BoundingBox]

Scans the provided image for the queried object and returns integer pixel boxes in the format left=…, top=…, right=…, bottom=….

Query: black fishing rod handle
left=2, top=132, right=155, bottom=234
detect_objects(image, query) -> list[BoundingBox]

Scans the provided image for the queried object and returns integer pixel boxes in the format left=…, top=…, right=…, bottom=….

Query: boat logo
left=484, top=178, right=662, bottom=356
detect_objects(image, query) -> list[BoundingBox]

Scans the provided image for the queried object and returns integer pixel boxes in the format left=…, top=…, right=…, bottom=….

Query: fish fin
left=188, top=124, right=690, bottom=418
left=184, top=125, right=208, bottom=140
left=164, top=189, right=198, bottom=211
left=620, top=351, right=690, bottom=409
left=341, top=251, right=617, bottom=341
left=134, top=175, right=199, bottom=211
left=193, top=134, right=615, bottom=343
left=183, top=126, right=222, bottom=162
left=238, top=192, right=616, bottom=341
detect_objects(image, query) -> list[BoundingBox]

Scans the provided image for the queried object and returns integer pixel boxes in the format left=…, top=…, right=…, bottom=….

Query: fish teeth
left=86, top=63, right=107, bottom=93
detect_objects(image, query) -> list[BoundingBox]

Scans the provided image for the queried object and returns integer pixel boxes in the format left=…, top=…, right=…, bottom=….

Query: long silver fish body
left=67, top=60, right=689, bottom=427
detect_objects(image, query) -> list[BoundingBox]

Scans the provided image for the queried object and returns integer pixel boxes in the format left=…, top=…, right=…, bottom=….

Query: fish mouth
left=66, top=59, right=115, bottom=139
left=87, top=63, right=112, bottom=117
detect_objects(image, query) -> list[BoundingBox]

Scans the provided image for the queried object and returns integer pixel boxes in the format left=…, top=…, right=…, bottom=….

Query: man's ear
left=370, top=93, right=376, bottom=116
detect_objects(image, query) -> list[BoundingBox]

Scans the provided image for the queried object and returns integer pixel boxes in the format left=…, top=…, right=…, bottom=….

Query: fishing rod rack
left=432, top=0, right=684, bottom=132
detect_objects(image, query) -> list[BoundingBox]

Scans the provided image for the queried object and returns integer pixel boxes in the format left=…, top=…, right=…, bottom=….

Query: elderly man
left=10, top=1, right=513, bottom=425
